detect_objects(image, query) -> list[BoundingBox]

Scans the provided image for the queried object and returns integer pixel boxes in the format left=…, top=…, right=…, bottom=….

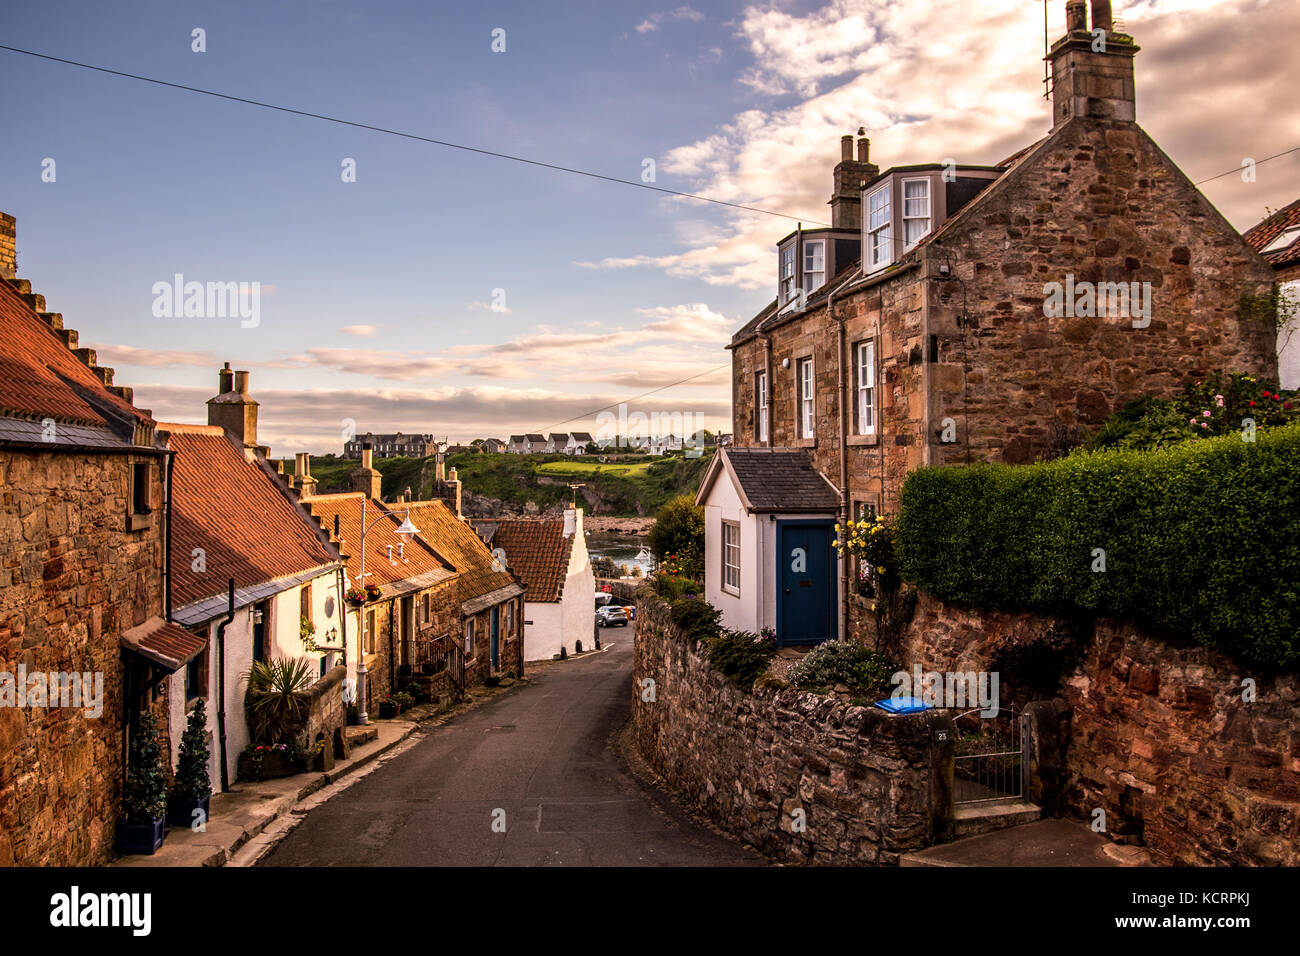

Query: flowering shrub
left=834, top=514, right=900, bottom=596
left=787, top=640, right=895, bottom=697
left=1089, top=372, right=1298, bottom=451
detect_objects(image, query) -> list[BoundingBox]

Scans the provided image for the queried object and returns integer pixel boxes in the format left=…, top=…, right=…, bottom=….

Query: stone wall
left=0, top=212, right=15, bottom=278
left=633, top=591, right=950, bottom=865
left=883, top=590, right=1300, bottom=866
left=0, top=448, right=167, bottom=866
left=285, top=664, right=349, bottom=759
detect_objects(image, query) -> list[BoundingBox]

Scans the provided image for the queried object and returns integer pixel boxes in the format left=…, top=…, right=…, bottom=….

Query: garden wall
left=633, top=591, right=951, bottom=865
left=892, top=591, right=1300, bottom=866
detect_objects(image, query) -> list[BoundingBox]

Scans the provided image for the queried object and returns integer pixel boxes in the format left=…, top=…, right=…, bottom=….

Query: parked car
left=596, top=606, right=628, bottom=627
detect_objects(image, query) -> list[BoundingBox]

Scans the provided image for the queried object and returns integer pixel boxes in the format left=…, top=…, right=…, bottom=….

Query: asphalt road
left=259, top=631, right=759, bottom=866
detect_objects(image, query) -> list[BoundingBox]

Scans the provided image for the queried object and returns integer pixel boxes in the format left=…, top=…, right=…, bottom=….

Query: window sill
left=127, top=512, right=153, bottom=532
left=791, top=437, right=816, bottom=449
left=847, top=433, right=879, bottom=447
left=721, top=586, right=740, bottom=598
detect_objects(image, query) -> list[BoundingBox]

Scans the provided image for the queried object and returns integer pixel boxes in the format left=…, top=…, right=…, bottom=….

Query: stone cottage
left=716, top=0, right=1279, bottom=646
left=160, top=364, right=346, bottom=788
left=0, top=213, right=202, bottom=865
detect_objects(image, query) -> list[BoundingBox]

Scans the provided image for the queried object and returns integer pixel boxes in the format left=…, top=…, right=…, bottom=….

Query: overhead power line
left=536, top=363, right=730, bottom=433
left=1195, top=145, right=1300, bottom=186
left=0, top=44, right=831, bottom=227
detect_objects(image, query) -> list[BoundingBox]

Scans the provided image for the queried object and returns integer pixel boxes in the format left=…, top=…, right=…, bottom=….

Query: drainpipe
left=164, top=450, right=175, bottom=622
left=760, top=332, right=774, bottom=447
left=828, top=268, right=863, bottom=643
left=215, top=577, right=235, bottom=792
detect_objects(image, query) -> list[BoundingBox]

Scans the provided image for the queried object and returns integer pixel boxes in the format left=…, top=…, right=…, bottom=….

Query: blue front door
left=776, top=520, right=836, bottom=647
left=490, top=606, right=500, bottom=670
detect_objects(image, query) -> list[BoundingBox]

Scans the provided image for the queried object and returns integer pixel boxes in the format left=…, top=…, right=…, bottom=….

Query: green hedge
left=897, top=425, right=1300, bottom=670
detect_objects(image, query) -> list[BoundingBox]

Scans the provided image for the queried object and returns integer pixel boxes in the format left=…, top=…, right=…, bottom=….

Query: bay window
left=722, top=521, right=741, bottom=594
left=802, top=240, right=825, bottom=297
left=780, top=245, right=796, bottom=303
left=868, top=184, right=892, bottom=270
left=903, top=178, right=931, bottom=249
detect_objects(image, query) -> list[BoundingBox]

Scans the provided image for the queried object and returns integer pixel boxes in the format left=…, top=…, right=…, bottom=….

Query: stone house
left=482, top=438, right=507, bottom=454
left=717, top=0, right=1278, bottom=646
left=0, top=215, right=202, bottom=865
left=1244, top=198, right=1300, bottom=389
left=473, top=510, right=594, bottom=661
left=159, top=364, right=346, bottom=788
left=401, top=500, right=527, bottom=682
left=344, top=432, right=437, bottom=460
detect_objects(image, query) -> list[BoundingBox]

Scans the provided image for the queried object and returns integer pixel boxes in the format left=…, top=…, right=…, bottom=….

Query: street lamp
left=353, top=498, right=420, bottom=725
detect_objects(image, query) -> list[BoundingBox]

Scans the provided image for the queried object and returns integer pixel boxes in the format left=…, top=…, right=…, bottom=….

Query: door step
left=952, top=799, right=1041, bottom=839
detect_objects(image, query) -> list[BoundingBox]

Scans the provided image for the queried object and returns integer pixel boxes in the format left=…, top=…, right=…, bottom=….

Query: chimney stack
left=0, top=212, right=15, bottom=279
left=1049, top=0, right=1138, bottom=129
left=361, top=445, right=373, bottom=470
left=295, top=452, right=318, bottom=499
left=207, top=362, right=259, bottom=451
left=350, top=442, right=382, bottom=497
left=828, top=130, right=879, bottom=231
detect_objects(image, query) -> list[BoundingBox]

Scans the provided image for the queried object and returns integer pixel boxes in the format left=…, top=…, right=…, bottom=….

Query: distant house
left=482, top=438, right=507, bottom=454
left=473, top=510, right=594, bottom=661
left=566, top=432, right=595, bottom=455
left=1244, top=199, right=1300, bottom=389
left=162, top=369, right=345, bottom=789
left=344, top=432, right=437, bottom=460
left=507, top=434, right=547, bottom=454
left=696, top=448, right=841, bottom=644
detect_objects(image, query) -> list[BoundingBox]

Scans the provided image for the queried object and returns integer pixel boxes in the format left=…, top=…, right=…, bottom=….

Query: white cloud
left=339, top=324, right=376, bottom=337
left=636, top=6, right=705, bottom=34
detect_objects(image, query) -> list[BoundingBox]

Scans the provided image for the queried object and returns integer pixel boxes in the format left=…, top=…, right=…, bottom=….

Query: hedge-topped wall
left=897, top=425, right=1300, bottom=670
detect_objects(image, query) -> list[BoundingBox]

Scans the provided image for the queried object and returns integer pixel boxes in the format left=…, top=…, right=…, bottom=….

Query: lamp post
left=353, top=497, right=420, bottom=725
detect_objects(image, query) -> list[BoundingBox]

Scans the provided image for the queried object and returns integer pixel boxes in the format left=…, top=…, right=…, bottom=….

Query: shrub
left=244, top=657, right=316, bottom=744
left=668, top=598, right=722, bottom=644
left=788, top=640, right=895, bottom=697
left=647, top=494, right=704, bottom=579
left=898, top=425, right=1300, bottom=670
left=122, top=710, right=168, bottom=824
left=171, top=698, right=212, bottom=806
left=704, top=630, right=777, bottom=686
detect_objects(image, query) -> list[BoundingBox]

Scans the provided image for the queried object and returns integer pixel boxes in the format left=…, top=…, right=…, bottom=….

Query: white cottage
left=696, top=448, right=842, bottom=646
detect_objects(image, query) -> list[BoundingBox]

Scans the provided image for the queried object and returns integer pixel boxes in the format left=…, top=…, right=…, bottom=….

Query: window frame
left=721, top=520, right=741, bottom=595
left=855, top=339, right=876, bottom=436
left=465, top=618, right=475, bottom=657
left=779, top=243, right=797, bottom=304
left=802, top=239, right=825, bottom=297
left=755, top=370, right=769, bottom=442
left=797, top=357, right=815, bottom=439
left=185, top=627, right=209, bottom=703
left=867, top=183, right=893, bottom=271
left=902, top=177, right=931, bottom=250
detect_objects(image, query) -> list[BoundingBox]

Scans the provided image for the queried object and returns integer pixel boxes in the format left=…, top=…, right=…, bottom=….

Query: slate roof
left=164, top=424, right=342, bottom=608
left=1244, top=198, right=1300, bottom=272
left=471, top=518, right=573, bottom=603
left=0, top=278, right=157, bottom=447
left=400, top=500, right=523, bottom=609
left=697, top=447, right=840, bottom=514
left=306, top=492, right=454, bottom=591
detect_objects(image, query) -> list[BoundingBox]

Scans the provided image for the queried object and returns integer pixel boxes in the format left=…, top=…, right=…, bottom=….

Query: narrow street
left=259, top=633, right=759, bottom=866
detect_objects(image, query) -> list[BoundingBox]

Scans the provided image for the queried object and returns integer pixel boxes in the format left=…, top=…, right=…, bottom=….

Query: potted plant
left=345, top=586, right=367, bottom=608
left=346, top=704, right=360, bottom=726
left=377, top=696, right=399, bottom=719
left=244, top=657, right=314, bottom=745
left=168, top=698, right=212, bottom=829
left=392, top=690, right=415, bottom=712
left=364, top=584, right=383, bottom=603
left=118, top=710, right=168, bottom=855
left=300, top=615, right=318, bottom=653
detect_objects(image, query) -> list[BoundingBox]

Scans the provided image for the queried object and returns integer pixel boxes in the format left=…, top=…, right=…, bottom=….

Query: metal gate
left=951, top=708, right=1027, bottom=805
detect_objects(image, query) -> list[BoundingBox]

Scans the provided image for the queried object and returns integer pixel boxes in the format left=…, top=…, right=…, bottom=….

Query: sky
left=2, top=0, right=1297, bottom=454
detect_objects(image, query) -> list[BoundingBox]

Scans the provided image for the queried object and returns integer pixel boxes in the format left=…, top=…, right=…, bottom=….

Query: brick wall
left=888, top=591, right=1300, bottom=866
left=633, top=589, right=949, bottom=865
left=0, top=448, right=166, bottom=866
left=0, top=212, right=15, bottom=279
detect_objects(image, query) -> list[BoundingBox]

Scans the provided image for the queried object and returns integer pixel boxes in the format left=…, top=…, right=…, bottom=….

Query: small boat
left=635, top=547, right=652, bottom=561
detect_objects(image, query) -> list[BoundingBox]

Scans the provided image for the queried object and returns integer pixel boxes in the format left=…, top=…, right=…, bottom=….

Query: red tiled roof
left=473, top=518, right=573, bottom=603
left=120, top=616, right=207, bottom=673
left=1244, top=198, right=1300, bottom=271
left=0, top=279, right=150, bottom=431
left=306, top=493, right=453, bottom=590
left=164, top=424, right=341, bottom=606
left=400, top=500, right=518, bottom=603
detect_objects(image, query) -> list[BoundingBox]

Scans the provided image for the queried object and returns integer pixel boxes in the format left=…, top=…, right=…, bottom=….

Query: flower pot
left=167, top=793, right=211, bottom=829
left=378, top=701, right=398, bottom=719
left=117, top=817, right=166, bottom=855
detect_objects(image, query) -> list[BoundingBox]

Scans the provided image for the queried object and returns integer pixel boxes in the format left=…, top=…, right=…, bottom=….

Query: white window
left=798, top=357, right=815, bottom=438
left=856, top=340, right=876, bottom=435
left=1263, top=226, right=1300, bottom=254
left=465, top=619, right=474, bottom=656
left=868, top=184, right=892, bottom=270
left=903, top=178, right=931, bottom=249
left=722, top=521, right=741, bottom=594
left=802, top=240, right=825, bottom=296
left=755, top=370, right=768, bottom=442
left=779, top=244, right=796, bottom=303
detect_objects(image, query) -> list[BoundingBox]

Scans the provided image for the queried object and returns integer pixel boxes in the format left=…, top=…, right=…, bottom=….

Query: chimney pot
left=857, top=137, right=870, bottom=163
left=1066, top=0, right=1087, bottom=32
left=234, top=370, right=250, bottom=393
left=1091, top=0, right=1113, bottom=33
left=361, top=444, right=373, bottom=470
left=840, top=135, right=853, bottom=161
left=218, top=362, right=234, bottom=394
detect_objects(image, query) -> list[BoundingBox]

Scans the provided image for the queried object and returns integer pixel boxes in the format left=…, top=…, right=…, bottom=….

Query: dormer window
left=867, top=185, right=892, bottom=271
left=903, top=178, right=931, bottom=249
left=1263, top=226, right=1300, bottom=254
left=802, top=240, right=825, bottom=296
left=780, top=245, right=796, bottom=304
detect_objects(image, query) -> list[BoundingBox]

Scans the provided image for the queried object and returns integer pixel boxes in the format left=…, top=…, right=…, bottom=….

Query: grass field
left=534, top=459, right=656, bottom=478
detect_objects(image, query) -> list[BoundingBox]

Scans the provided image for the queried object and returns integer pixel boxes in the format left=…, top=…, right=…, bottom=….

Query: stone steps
left=952, top=799, right=1042, bottom=839
left=345, top=726, right=379, bottom=747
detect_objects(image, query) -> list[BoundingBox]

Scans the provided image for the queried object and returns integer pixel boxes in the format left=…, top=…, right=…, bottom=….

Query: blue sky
left=3, top=0, right=1297, bottom=452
